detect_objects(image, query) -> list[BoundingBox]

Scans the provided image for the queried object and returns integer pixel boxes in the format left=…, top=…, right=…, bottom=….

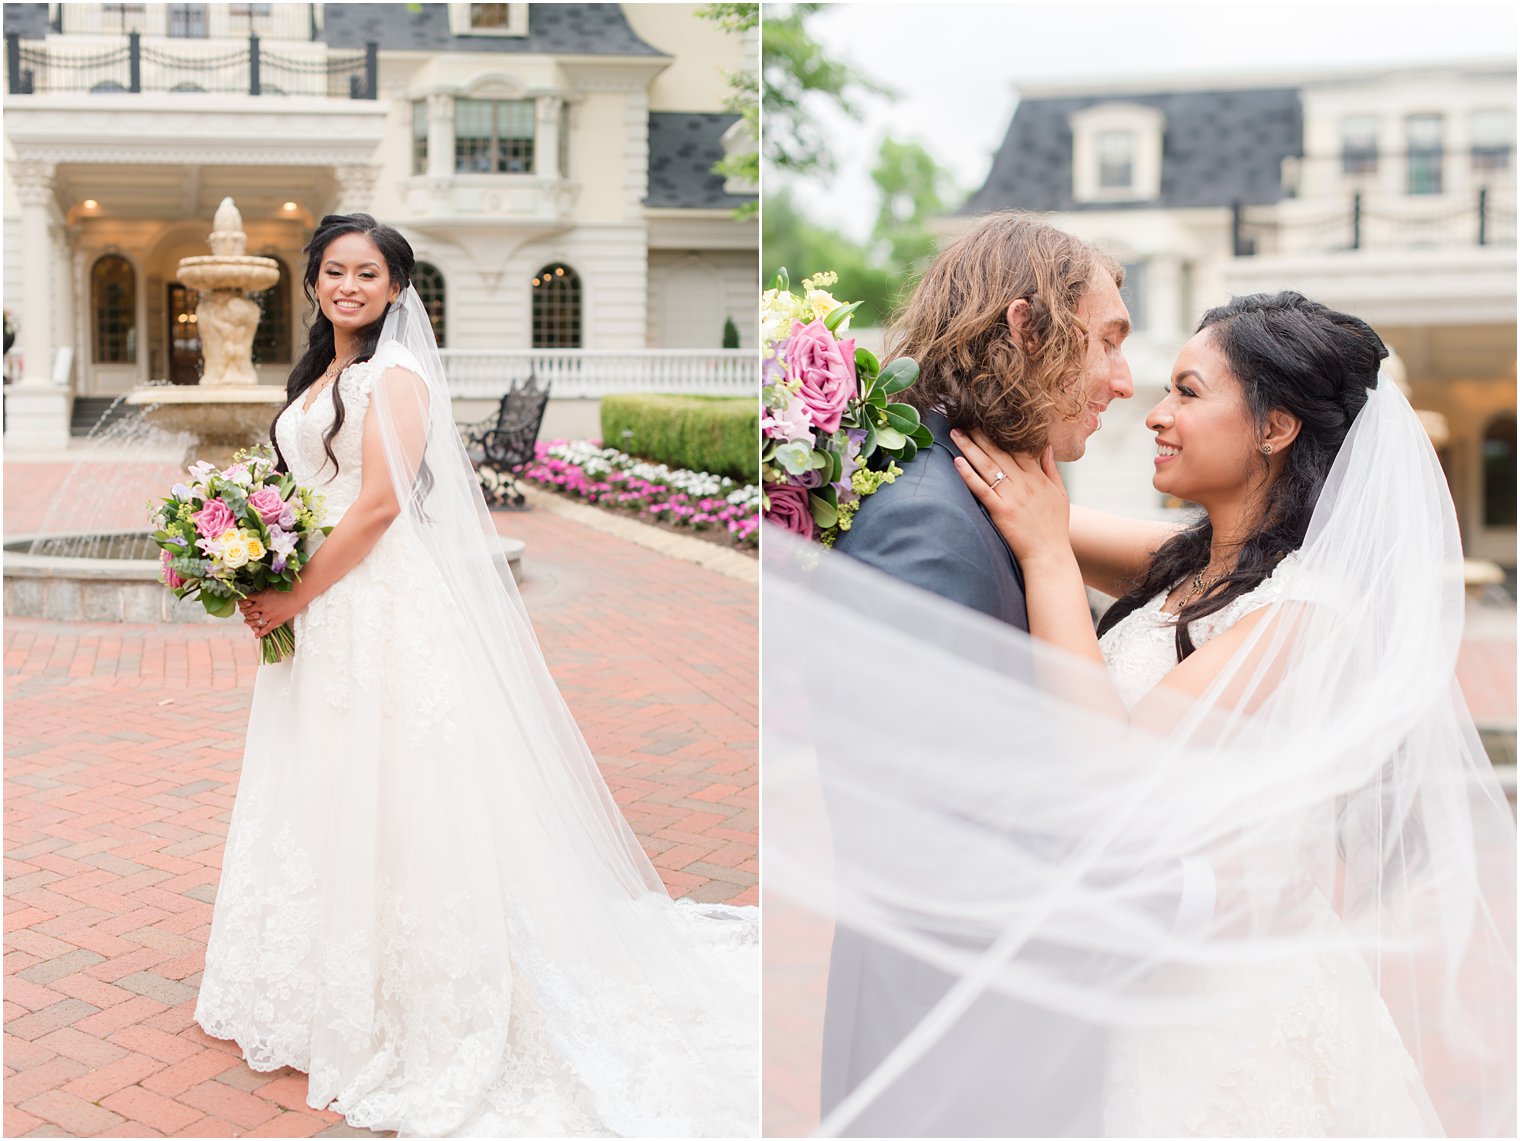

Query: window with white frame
left=455, top=98, right=535, bottom=174
left=447, top=3, right=529, bottom=36
left=1471, top=108, right=1512, bottom=173
left=1340, top=114, right=1380, bottom=176
left=1406, top=113, right=1444, bottom=195
left=1070, top=104, right=1165, bottom=203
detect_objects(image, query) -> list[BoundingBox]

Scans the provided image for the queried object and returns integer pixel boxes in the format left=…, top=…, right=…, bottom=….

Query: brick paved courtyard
left=4, top=457, right=757, bottom=1137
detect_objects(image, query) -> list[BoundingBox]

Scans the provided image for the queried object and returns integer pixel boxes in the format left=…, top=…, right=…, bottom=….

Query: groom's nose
left=1108, top=355, right=1135, bottom=401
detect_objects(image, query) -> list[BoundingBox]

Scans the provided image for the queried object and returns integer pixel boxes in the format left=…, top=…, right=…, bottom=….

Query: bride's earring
left=1261, top=442, right=1274, bottom=455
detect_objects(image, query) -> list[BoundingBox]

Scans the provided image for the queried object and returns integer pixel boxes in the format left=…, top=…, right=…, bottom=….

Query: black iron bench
left=463, top=373, right=552, bottom=509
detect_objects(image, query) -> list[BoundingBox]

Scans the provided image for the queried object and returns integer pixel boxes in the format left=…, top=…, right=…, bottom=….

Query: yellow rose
left=805, top=288, right=840, bottom=323
left=222, top=535, right=250, bottom=569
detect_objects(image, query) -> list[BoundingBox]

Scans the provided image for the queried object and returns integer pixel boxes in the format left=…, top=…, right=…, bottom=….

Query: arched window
left=414, top=261, right=446, bottom=348
left=91, top=254, right=136, bottom=364
left=251, top=256, right=291, bottom=365
left=1482, top=415, right=1516, bottom=528
left=531, top=262, right=580, bottom=349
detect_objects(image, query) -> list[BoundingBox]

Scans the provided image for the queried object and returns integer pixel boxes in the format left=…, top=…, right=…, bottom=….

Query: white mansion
left=2, top=2, right=758, bottom=446
left=948, top=61, right=1516, bottom=568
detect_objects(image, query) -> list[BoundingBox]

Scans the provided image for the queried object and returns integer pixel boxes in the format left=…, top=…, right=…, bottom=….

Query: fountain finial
left=208, top=197, right=247, bottom=257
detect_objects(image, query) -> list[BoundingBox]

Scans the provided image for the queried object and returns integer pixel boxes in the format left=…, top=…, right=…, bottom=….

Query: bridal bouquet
left=761, top=270, right=926, bottom=546
left=149, top=445, right=330, bottom=664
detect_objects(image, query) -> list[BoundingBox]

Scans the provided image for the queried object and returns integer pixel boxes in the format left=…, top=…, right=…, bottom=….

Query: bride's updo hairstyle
left=1097, top=291, right=1388, bottom=661
left=271, top=213, right=416, bottom=477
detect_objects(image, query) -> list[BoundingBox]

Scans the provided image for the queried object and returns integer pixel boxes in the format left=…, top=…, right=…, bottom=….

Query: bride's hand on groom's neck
left=950, top=428, right=1072, bottom=566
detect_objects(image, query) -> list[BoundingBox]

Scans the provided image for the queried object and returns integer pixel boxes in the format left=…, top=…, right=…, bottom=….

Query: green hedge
left=600, top=394, right=758, bottom=484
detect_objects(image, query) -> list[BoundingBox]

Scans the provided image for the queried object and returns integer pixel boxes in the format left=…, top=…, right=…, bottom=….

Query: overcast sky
left=775, top=1, right=1517, bottom=240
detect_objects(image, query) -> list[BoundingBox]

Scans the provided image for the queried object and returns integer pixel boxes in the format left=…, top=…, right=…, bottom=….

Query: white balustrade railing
left=440, top=349, right=756, bottom=400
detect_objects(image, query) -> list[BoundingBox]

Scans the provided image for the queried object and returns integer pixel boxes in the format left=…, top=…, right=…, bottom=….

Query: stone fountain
left=124, top=197, right=286, bottom=467
left=4, top=199, right=526, bottom=622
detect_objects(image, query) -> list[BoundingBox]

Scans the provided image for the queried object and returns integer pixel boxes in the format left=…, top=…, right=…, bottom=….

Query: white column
left=535, top=94, right=563, bottom=178
left=12, top=161, right=56, bottom=387
left=5, top=159, right=72, bottom=449
left=426, top=92, right=455, bottom=179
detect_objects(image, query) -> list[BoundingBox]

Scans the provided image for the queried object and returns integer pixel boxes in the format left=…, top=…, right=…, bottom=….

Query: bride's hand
left=239, top=588, right=304, bottom=639
left=951, top=428, right=1072, bottom=566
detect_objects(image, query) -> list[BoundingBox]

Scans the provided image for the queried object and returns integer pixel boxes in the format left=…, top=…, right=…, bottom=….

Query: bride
left=193, top=213, right=757, bottom=1137
left=762, top=293, right=1514, bottom=1136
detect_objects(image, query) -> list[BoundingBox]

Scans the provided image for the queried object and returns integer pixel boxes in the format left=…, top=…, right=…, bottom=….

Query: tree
left=698, top=3, right=759, bottom=219
left=761, top=3, right=886, bottom=175
left=870, top=136, right=959, bottom=272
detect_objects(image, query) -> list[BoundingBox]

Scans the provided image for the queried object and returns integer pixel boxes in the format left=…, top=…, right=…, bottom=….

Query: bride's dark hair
left=270, top=213, right=416, bottom=477
left=1096, top=291, right=1388, bottom=661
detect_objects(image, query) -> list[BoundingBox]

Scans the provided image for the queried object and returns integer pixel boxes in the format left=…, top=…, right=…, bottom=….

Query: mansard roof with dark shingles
left=645, top=112, right=754, bottom=209
left=961, top=87, right=1303, bottom=215
left=2, top=4, right=51, bottom=39
left=318, top=3, right=664, bottom=56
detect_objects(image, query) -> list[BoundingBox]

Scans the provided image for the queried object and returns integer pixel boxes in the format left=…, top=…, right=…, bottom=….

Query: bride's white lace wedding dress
left=1095, top=553, right=1439, bottom=1137
left=194, top=341, right=758, bottom=1137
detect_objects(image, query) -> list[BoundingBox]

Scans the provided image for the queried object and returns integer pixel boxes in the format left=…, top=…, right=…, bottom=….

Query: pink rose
left=764, top=482, right=814, bottom=540
left=784, top=319, right=856, bottom=436
left=247, top=487, right=285, bottom=525
left=192, top=498, right=234, bottom=538
left=160, top=549, right=184, bottom=589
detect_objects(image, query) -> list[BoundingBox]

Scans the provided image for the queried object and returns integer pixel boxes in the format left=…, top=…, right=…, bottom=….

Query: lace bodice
left=1098, top=551, right=1307, bottom=710
left=273, top=342, right=422, bottom=522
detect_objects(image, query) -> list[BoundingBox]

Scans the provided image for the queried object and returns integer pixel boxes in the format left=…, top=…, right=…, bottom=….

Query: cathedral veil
left=762, top=377, right=1515, bottom=1136
left=356, top=287, right=757, bottom=1135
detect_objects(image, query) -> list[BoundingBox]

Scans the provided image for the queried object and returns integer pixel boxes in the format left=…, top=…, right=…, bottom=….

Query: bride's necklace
left=303, top=352, right=358, bottom=408
left=1183, top=566, right=1231, bottom=602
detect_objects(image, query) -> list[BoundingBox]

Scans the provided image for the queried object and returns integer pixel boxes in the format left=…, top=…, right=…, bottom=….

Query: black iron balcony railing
left=4, top=31, right=376, bottom=99
left=1233, top=189, right=1517, bottom=257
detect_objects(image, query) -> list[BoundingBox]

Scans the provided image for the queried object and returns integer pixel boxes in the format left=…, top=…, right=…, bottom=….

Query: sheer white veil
left=363, top=286, right=758, bottom=1135
left=762, top=377, right=1515, bottom=1136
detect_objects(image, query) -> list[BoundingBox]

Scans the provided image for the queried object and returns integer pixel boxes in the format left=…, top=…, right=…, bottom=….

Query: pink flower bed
left=521, top=440, right=760, bottom=548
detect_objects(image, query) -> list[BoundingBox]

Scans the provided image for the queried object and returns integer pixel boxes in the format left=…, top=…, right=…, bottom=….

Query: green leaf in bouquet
left=875, top=424, right=908, bottom=451
left=854, top=347, right=881, bottom=381
left=859, top=419, right=878, bottom=459
left=825, top=447, right=843, bottom=486
left=878, top=357, right=921, bottom=396
left=866, top=386, right=888, bottom=410
left=808, top=490, right=839, bottom=529
left=201, top=592, right=237, bottom=618
left=773, top=267, right=789, bottom=292
left=823, top=300, right=863, bottom=333
left=910, top=423, right=934, bottom=449
left=897, top=438, right=919, bottom=464
left=884, top=402, right=922, bottom=434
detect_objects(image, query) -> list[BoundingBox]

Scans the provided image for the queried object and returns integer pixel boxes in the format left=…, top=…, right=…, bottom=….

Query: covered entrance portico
left=4, top=93, right=385, bottom=447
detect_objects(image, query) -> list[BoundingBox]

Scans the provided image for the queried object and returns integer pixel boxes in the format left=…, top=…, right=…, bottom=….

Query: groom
left=822, top=213, right=1136, bottom=1136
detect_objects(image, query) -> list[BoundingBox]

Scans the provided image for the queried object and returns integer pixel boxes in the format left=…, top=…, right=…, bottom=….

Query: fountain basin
left=178, top=255, right=279, bottom=293
left=124, top=384, right=288, bottom=468
left=4, top=530, right=526, bottom=623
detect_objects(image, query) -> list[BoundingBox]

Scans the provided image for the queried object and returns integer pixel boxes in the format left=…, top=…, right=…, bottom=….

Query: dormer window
left=1097, top=130, right=1135, bottom=190
left=1070, top=103, right=1164, bottom=203
left=1471, top=108, right=1512, bottom=173
left=1340, top=115, right=1379, bottom=176
left=448, top=3, right=529, bottom=37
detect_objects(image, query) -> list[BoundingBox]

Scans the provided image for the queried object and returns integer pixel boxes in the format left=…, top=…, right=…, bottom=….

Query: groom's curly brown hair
left=887, top=212, right=1122, bottom=455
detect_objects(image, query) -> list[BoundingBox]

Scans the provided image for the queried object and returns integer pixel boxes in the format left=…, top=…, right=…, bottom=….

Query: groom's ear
left=1006, top=298, right=1035, bottom=352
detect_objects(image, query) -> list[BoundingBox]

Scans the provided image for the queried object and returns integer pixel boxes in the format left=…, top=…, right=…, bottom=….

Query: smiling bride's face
left=1144, top=330, right=1263, bottom=505
left=315, top=231, right=401, bottom=336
